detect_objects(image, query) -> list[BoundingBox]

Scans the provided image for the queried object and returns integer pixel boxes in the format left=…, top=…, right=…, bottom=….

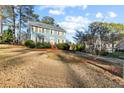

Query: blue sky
left=34, top=5, right=124, bottom=42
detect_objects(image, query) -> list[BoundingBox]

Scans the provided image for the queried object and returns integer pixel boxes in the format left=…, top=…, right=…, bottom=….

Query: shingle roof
left=29, top=21, right=66, bottom=32
left=116, top=38, right=124, bottom=50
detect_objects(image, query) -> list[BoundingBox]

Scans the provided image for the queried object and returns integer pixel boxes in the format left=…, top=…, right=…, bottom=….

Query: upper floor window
left=44, top=29, right=47, bottom=33
left=51, top=30, right=54, bottom=35
left=32, top=26, right=35, bottom=32
left=58, top=31, right=63, bottom=36
left=39, top=27, right=42, bottom=32
left=35, top=26, right=38, bottom=32
left=38, top=27, right=40, bottom=33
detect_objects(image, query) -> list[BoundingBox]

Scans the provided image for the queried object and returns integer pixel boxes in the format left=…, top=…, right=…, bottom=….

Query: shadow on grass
left=0, top=50, right=46, bottom=72
left=57, top=50, right=123, bottom=78
left=64, top=64, right=86, bottom=87
left=56, top=53, right=85, bottom=64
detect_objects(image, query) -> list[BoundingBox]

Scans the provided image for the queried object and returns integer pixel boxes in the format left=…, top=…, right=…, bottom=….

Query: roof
left=116, top=38, right=124, bottom=50
left=29, top=21, right=66, bottom=32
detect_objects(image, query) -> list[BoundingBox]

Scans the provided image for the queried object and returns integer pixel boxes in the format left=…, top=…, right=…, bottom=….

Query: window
left=51, top=30, right=54, bottom=35
left=58, top=32, right=62, bottom=36
left=32, top=26, right=33, bottom=31
left=44, top=29, right=46, bottom=33
left=62, top=40, right=64, bottom=43
left=64, top=39, right=66, bottom=43
left=46, top=29, right=50, bottom=34
left=42, top=28, right=44, bottom=33
left=39, top=27, right=42, bottom=32
left=39, top=27, right=41, bottom=32
left=32, top=26, right=35, bottom=32
left=41, top=28, right=43, bottom=33
left=58, top=39, right=63, bottom=43
left=35, top=27, right=38, bottom=32
left=58, top=39, right=60, bottom=43
left=37, top=27, right=39, bottom=32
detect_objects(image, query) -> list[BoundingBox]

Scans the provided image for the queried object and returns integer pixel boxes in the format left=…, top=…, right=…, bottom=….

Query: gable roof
left=116, top=38, right=124, bottom=50
left=29, top=21, right=66, bottom=32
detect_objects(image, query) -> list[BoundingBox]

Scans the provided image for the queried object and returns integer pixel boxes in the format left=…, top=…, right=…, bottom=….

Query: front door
left=50, top=39, right=55, bottom=48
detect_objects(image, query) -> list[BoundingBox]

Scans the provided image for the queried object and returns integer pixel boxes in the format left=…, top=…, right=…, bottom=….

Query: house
left=116, top=38, right=124, bottom=51
left=28, top=21, right=66, bottom=44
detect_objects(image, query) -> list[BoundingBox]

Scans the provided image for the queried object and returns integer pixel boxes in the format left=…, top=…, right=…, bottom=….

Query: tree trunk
left=18, top=6, right=22, bottom=44
left=0, top=15, right=2, bottom=36
left=0, top=7, right=3, bottom=36
left=12, top=6, right=16, bottom=44
left=112, top=41, right=114, bottom=53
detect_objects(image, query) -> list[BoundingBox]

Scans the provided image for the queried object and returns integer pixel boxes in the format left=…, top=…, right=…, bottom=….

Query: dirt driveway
left=0, top=45, right=124, bottom=88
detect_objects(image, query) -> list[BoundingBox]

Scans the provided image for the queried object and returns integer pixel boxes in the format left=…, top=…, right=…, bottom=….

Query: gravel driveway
left=0, top=46, right=124, bottom=88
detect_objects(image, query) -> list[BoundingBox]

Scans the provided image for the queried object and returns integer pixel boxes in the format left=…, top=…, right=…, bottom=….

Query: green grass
left=107, top=52, right=124, bottom=59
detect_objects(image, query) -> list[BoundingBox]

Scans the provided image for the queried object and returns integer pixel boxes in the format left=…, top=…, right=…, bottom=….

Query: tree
left=2, top=29, right=13, bottom=43
left=88, top=22, right=110, bottom=52
left=0, top=5, right=18, bottom=44
left=109, top=32, right=123, bottom=52
left=11, top=6, right=17, bottom=43
left=73, top=30, right=85, bottom=44
left=6, top=5, right=18, bottom=43
left=17, top=5, right=40, bottom=43
left=0, top=5, right=40, bottom=44
left=73, top=30, right=93, bottom=52
left=0, top=6, right=5, bottom=36
left=41, top=16, right=55, bottom=25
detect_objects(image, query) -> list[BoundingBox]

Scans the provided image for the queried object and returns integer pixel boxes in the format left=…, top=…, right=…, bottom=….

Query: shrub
left=43, top=42, right=51, bottom=48
left=2, top=29, right=13, bottom=44
left=36, top=42, right=44, bottom=48
left=69, top=44, right=76, bottom=51
left=99, top=50, right=109, bottom=56
left=36, top=42, right=51, bottom=48
left=75, top=44, right=85, bottom=52
left=24, top=40, right=35, bottom=48
left=57, top=43, right=70, bottom=50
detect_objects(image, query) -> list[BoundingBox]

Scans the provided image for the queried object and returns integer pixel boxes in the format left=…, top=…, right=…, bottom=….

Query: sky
left=34, top=5, right=124, bottom=42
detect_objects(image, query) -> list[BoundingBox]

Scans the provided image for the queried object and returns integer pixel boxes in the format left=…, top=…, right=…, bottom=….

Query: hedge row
left=24, top=40, right=70, bottom=50
left=24, top=40, right=51, bottom=48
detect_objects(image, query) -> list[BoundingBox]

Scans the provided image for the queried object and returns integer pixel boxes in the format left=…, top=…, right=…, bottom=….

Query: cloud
left=107, top=11, right=117, bottom=18
left=49, top=9, right=65, bottom=15
left=58, top=16, right=91, bottom=34
left=38, top=5, right=88, bottom=15
left=96, top=12, right=103, bottom=19
left=48, top=6, right=66, bottom=15
left=85, top=13, right=90, bottom=16
left=82, top=5, right=88, bottom=10
left=58, top=16, right=91, bottom=42
left=39, top=6, right=67, bottom=15
left=96, top=11, right=117, bottom=19
left=39, top=5, right=65, bottom=10
left=38, top=5, right=74, bottom=11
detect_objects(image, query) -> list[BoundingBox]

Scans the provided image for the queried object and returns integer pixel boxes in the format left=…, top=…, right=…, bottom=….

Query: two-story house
left=28, top=21, right=66, bottom=44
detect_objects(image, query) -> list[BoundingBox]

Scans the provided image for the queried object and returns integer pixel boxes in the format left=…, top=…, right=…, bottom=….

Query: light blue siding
left=29, top=23, right=66, bottom=44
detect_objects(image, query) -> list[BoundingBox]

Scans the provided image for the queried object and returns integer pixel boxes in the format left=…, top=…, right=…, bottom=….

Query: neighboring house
left=116, top=38, right=124, bottom=51
left=93, top=38, right=124, bottom=53
left=86, top=36, right=118, bottom=53
left=28, top=21, right=66, bottom=44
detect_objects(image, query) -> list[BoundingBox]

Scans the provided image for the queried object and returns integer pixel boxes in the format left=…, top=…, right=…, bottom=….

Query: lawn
left=108, top=52, right=124, bottom=59
left=0, top=44, right=124, bottom=88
